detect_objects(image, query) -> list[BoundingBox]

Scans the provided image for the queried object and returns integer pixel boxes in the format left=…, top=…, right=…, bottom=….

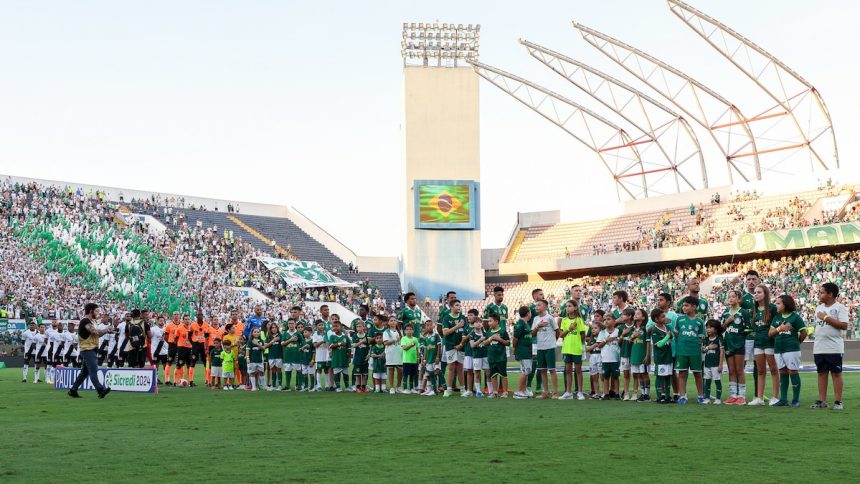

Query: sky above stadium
left=2, top=0, right=858, bottom=257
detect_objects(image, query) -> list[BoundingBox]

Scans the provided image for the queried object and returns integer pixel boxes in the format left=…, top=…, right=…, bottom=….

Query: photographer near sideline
left=69, top=303, right=116, bottom=399
left=125, top=309, right=152, bottom=369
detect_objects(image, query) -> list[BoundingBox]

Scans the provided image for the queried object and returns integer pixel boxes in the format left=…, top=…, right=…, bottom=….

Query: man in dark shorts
left=125, top=309, right=151, bottom=368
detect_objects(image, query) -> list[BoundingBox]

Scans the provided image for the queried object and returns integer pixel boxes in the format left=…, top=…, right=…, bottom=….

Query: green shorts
left=316, top=361, right=331, bottom=371
left=674, top=354, right=703, bottom=372
left=724, top=334, right=746, bottom=355
left=489, top=361, right=507, bottom=378
left=563, top=354, right=583, bottom=365
left=601, top=361, right=620, bottom=378
left=535, top=348, right=556, bottom=370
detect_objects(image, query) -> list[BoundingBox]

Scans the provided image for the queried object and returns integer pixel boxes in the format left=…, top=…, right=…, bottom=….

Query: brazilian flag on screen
left=419, top=184, right=471, bottom=224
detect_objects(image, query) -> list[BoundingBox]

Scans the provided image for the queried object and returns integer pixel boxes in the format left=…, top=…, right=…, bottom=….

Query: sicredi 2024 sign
left=53, top=367, right=158, bottom=393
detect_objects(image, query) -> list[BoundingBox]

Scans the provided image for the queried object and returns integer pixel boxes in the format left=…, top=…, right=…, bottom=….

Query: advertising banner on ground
left=53, top=366, right=158, bottom=393
left=257, top=257, right=357, bottom=288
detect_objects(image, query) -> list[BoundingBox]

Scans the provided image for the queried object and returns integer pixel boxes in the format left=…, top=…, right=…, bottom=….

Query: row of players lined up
left=23, top=276, right=849, bottom=409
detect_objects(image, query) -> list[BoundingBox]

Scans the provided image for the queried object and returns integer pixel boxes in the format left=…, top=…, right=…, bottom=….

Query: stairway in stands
left=175, top=209, right=402, bottom=303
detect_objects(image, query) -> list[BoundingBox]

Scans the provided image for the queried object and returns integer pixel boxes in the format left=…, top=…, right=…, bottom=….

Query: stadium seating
left=171, top=209, right=402, bottom=304
left=512, top=186, right=854, bottom=261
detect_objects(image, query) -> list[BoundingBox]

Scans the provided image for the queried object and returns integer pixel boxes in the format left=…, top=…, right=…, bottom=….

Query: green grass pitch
left=1, top=368, right=857, bottom=483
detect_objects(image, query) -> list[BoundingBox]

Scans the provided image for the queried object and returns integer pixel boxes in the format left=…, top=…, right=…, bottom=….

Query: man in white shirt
left=46, top=321, right=64, bottom=384
left=811, top=282, right=850, bottom=410
left=33, top=323, right=48, bottom=383
left=64, top=322, right=80, bottom=368
left=530, top=300, right=560, bottom=399
left=21, top=321, right=38, bottom=383
left=150, top=316, right=169, bottom=383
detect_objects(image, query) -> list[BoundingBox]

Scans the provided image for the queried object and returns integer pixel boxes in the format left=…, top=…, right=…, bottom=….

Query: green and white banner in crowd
left=735, top=221, right=860, bottom=254
left=257, top=257, right=357, bottom=288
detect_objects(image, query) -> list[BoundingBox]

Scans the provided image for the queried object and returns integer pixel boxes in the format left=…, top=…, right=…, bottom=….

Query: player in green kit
left=299, top=328, right=314, bottom=392
left=629, top=308, right=650, bottom=401
left=611, top=290, right=630, bottom=320
left=369, top=333, right=387, bottom=393
left=768, top=295, right=807, bottom=407
left=674, top=296, right=706, bottom=405
left=266, top=324, right=283, bottom=390
left=350, top=320, right=370, bottom=393
left=420, top=321, right=442, bottom=396
left=483, top=286, right=510, bottom=328
left=397, top=293, right=425, bottom=336
left=328, top=320, right=350, bottom=392
left=245, top=328, right=266, bottom=392
left=349, top=304, right=373, bottom=391
left=208, top=339, right=223, bottom=390
left=648, top=308, right=674, bottom=403
left=368, top=313, right=387, bottom=340
left=749, top=284, right=779, bottom=406
left=436, top=291, right=457, bottom=392
left=675, top=278, right=709, bottom=319
left=512, top=306, right=534, bottom=399
left=702, top=320, right=724, bottom=404
left=281, top=319, right=301, bottom=392
left=721, top=290, right=750, bottom=404
left=237, top=335, right=249, bottom=390
left=738, top=271, right=760, bottom=397
left=440, top=300, right=468, bottom=397
left=485, top=313, right=510, bottom=398
left=466, top=312, right=488, bottom=397
left=617, top=307, right=635, bottom=400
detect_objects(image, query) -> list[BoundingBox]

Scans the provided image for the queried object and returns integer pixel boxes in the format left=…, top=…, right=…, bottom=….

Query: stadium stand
left=512, top=184, right=855, bottom=261
left=0, top=179, right=399, bottom=331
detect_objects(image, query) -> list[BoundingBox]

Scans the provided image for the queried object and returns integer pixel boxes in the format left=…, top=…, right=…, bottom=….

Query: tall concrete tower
left=401, top=22, right=484, bottom=300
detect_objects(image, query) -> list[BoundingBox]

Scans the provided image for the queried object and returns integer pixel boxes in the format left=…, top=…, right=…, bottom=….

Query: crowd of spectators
left=0, top=179, right=386, bottom=334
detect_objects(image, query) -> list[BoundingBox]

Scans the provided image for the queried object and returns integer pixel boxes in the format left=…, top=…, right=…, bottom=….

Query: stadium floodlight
left=470, top=60, right=655, bottom=200
left=520, top=39, right=707, bottom=194
left=666, top=0, right=838, bottom=173
left=574, top=22, right=761, bottom=184
left=402, top=21, right=479, bottom=67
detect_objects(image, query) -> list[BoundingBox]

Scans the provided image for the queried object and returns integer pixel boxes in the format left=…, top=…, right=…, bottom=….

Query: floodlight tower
left=401, top=22, right=484, bottom=301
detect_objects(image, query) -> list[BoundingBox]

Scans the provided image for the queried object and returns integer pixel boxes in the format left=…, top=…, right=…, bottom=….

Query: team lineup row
left=21, top=275, right=850, bottom=408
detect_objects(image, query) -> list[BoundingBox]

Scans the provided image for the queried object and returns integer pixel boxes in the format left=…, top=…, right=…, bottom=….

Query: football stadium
left=2, top=1, right=859, bottom=482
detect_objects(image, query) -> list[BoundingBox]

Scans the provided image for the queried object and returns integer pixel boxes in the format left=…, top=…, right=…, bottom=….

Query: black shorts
left=126, top=348, right=147, bottom=368
left=38, top=356, right=48, bottom=365
left=190, top=343, right=206, bottom=365
left=814, top=353, right=843, bottom=374
left=154, top=354, right=168, bottom=365
left=24, top=352, right=35, bottom=365
left=177, top=347, right=191, bottom=366
left=167, top=343, right=178, bottom=364
left=352, top=363, right=369, bottom=375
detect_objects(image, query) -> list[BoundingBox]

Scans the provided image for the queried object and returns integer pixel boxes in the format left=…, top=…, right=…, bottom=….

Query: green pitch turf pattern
left=1, top=369, right=857, bottom=483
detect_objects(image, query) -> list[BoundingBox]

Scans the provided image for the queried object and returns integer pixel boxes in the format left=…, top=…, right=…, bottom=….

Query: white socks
left=23, top=365, right=28, bottom=381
